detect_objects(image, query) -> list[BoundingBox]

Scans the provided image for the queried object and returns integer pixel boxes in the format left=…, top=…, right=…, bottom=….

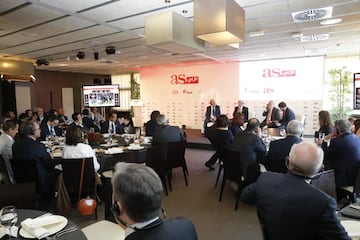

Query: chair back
left=353, top=167, right=360, bottom=194
left=166, top=140, right=186, bottom=168
left=11, top=158, right=38, bottom=183
left=295, top=114, right=306, bottom=127
left=221, top=150, right=243, bottom=183
left=0, top=155, right=10, bottom=184
left=0, top=182, right=36, bottom=209
left=61, top=158, right=95, bottom=198
left=126, top=149, right=147, bottom=163
left=146, top=146, right=168, bottom=195
left=311, top=170, right=337, bottom=200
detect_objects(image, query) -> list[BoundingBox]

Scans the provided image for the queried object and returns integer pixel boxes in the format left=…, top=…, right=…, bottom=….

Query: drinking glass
left=123, top=127, right=129, bottom=134
left=280, top=128, right=286, bottom=137
left=124, top=136, right=130, bottom=146
left=0, top=206, right=17, bottom=239
left=319, top=132, right=325, bottom=141
left=106, top=136, right=113, bottom=145
left=135, top=128, right=140, bottom=139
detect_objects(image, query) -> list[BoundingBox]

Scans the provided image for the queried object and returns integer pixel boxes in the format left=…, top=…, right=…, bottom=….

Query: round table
left=15, top=209, right=87, bottom=240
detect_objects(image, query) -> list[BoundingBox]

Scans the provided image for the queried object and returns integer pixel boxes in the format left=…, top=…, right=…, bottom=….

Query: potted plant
left=327, top=66, right=353, bottom=120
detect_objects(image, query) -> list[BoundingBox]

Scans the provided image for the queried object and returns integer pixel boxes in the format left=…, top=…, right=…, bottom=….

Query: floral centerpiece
left=87, top=132, right=104, bottom=147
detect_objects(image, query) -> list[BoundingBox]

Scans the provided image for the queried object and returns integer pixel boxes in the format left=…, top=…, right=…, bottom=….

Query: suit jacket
left=265, top=135, right=301, bottom=171
left=82, top=116, right=99, bottom=132
left=231, top=130, right=266, bottom=181
left=279, top=107, right=295, bottom=127
left=205, top=105, right=221, bottom=122
left=125, top=217, right=198, bottom=240
left=325, top=132, right=360, bottom=187
left=145, top=120, right=160, bottom=136
left=39, top=122, right=62, bottom=141
left=12, top=136, right=59, bottom=192
left=100, top=120, right=123, bottom=134
left=152, top=125, right=185, bottom=146
left=241, top=172, right=350, bottom=240
left=234, top=106, right=249, bottom=122
left=212, top=129, right=233, bottom=151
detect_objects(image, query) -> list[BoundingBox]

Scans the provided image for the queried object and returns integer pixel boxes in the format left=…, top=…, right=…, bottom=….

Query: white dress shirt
left=63, top=143, right=100, bottom=171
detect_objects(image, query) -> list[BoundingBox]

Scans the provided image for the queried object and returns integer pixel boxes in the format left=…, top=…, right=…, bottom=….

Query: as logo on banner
left=171, top=74, right=199, bottom=84
left=262, top=68, right=296, bottom=78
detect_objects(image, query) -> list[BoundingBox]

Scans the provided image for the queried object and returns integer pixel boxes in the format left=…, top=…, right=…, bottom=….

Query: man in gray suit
left=152, top=114, right=185, bottom=146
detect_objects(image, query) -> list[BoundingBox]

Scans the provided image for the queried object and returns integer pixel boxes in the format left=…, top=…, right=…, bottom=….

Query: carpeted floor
left=70, top=148, right=263, bottom=240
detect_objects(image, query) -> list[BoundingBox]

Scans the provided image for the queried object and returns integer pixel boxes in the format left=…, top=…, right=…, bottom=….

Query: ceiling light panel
left=292, top=7, right=333, bottom=23
left=300, top=34, right=329, bottom=42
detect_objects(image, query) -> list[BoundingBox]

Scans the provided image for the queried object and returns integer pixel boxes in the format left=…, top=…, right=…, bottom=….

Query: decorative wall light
left=0, top=59, right=35, bottom=82
left=194, top=0, right=245, bottom=45
left=145, top=11, right=204, bottom=54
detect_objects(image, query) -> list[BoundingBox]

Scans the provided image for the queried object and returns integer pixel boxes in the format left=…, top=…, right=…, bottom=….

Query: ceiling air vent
left=300, top=34, right=329, bottom=42
left=292, top=7, right=332, bottom=23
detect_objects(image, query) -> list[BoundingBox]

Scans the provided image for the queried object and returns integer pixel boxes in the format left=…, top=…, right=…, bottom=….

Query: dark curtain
left=0, top=80, right=17, bottom=117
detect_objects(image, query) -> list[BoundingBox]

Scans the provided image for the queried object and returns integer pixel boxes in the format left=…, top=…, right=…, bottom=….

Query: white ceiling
left=0, top=0, right=359, bottom=75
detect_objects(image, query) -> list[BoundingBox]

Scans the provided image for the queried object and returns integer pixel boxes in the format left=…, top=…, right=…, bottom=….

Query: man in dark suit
left=145, top=110, right=160, bottom=136
left=39, top=115, right=62, bottom=141
left=111, top=162, right=198, bottom=240
left=101, top=111, right=123, bottom=134
left=204, top=99, right=221, bottom=131
left=260, top=100, right=282, bottom=128
left=233, top=100, right=249, bottom=122
left=152, top=114, right=184, bottom=146
left=231, top=118, right=266, bottom=182
left=265, top=119, right=303, bottom=172
left=278, top=101, right=295, bottom=129
left=241, top=141, right=350, bottom=240
left=82, top=108, right=99, bottom=132
left=12, top=120, right=60, bottom=210
left=325, top=119, right=360, bottom=188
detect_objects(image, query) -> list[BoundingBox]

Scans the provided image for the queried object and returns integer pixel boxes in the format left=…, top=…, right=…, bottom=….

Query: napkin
left=105, top=147, right=123, bottom=154
left=21, top=216, right=63, bottom=239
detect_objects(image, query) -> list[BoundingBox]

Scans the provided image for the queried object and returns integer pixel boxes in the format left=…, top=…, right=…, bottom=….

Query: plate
left=19, top=215, right=68, bottom=239
left=40, top=141, right=51, bottom=145
left=340, top=220, right=360, bottom=237
left=127, top=145, right=144, bottom=150
left=100, top=143, right=118, bottom=147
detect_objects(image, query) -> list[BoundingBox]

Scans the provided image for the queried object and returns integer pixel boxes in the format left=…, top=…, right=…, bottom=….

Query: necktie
left=51, top=126, right=55, bottom=135
left=212, top=106, right=215, bottom=116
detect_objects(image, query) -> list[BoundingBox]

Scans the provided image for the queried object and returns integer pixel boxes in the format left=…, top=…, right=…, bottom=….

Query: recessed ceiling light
left=249, top=30, right=264, bottom=37
left=320, top=18, right=342, bottom=25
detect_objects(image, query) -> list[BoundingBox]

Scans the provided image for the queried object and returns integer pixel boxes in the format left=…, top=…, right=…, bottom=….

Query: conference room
left=1, top=0, right=360, bottom=239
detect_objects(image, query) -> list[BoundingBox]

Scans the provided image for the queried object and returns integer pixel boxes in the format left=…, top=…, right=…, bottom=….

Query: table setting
left=0, top=207, right=86, bottom=240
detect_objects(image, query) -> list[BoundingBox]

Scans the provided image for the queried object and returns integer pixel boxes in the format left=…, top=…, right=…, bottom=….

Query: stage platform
left=184, top=129, right=214, bottom=150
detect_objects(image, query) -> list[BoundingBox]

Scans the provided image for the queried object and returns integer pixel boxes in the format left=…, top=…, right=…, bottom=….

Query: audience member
left=265, top=120, right=303, bottom=172
left=91, top=107, right=105, bottom=131
left=101, top=111, right=122, bottom=134
left=111, top=162, right=198, bottom=240
left=63, top=125, right=99, bottom=172
left=12, top=120, right=60, bottom=210
left=260, top=100, right=281, bottom=128
left=0, top=120, right=18, bottom=183
left=118, top=115, right=134, bottom=133
left=39, top=115, right=62, bottom=141
left=233, top=100, right=249, bottom=122
left=316, top=110, right=333, bottom=140
left=4, top=110, right=16, bottom=121
left=241, top=141, right=350, bottom=240
left=152, top=114, right=185, bottom=147
left=278, top=101, right=295, bottom=129
left=58, top=107, right=68, bottom=125
left=145, top=110, right=160, bottom=136
left=230, top=112, right=244, bottom=137
left=82, top=108, right=99, bottom=132
left=25, top=109, right=33, bottom=119
left=231, top=118, right=266, bottom=182
left=36, top=107, right=45, bottom=123
left=204, top=115, right=234, bottom=170
left=204, top=99, right=221, bottom=131
left=69, top=112, right=85, bottom=129
left=354, top=118, right=360, bottom=137
left=325, top=119, right=360, bottom=190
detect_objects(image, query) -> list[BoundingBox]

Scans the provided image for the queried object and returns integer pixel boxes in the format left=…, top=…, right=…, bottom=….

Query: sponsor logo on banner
left=170, top=74, right=199, bottom=84
left=262, top=68, right=296, bottom=78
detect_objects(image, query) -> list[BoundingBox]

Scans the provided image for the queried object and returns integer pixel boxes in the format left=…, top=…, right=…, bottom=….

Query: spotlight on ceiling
left=105, top=46, right=116, bottom=55
left=0, top=74, right=5, bottom=81
left=30, top=74, right=37, bottom=83
left=76, top=51, right=85, bottom=59
left=36, top=58, right=49, bottom=66
left=94, top=52, right=99, bottom=60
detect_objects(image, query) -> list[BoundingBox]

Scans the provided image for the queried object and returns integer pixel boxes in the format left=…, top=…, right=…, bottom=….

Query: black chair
left=61, top=157, right=97, bottom=219
left=126, top=149, right=147, bottom=164
left=340, top=167, right=360, bottom=203
left=310, top=170, right=337, bottom=200
left=166, top=141, right=188, bottom=191
left=0, top=182, right=37, bottom=209
left=218, top=150, right=247, bottom=210
left=146, top=146, right=169, bottom=195
left=11, top=158, right=38, bottom=184
left=0, top=155, right=11, bottom=184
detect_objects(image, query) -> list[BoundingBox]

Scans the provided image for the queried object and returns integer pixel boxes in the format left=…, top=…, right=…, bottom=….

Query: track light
left=76, top=51, right=85, bottom=59
left=0, top=74, right=5, bottom=81
left=94, top=52, right=99, bottom=60
left=36, top=58, right=49, bottom=66
left=30, top=75, right=37, bottom=83
left=105, top=46, right=116, bottom=54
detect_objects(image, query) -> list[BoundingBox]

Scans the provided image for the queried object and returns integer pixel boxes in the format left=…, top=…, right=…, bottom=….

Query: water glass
left=280, top=128, right=286, bottom=137
left=0, top=206, right=17, bottom=239
left=319, top=132, right=325, bottom=141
